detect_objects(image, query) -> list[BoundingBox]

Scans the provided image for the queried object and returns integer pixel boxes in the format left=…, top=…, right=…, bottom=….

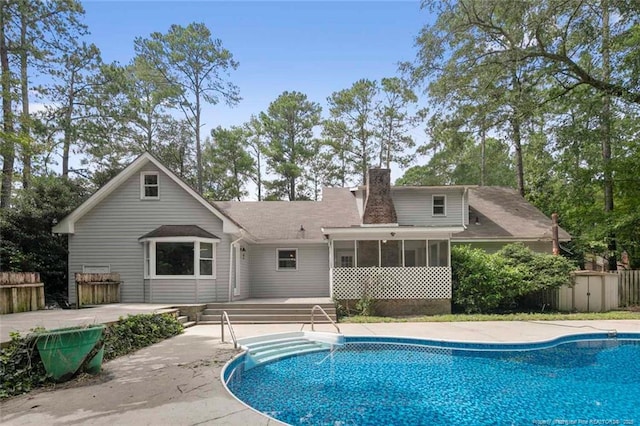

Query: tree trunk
left=62, top=74, right=75, bottom=178
left=602, top=0, right=616, bottom=271
left=289, top=131, right=296, bottom=201
left=0, top=1, right=15, bottom=208
left=195, top=92, right=203, bottom=194
left=20, top=6, right=31, bottom=189
left=511, top=115, right=525, bottom=197
left=256, top=151, right=262, bottom=201
left=145, top=96, right=153, bottom=152
left=480, top=126, right=486, bottom=186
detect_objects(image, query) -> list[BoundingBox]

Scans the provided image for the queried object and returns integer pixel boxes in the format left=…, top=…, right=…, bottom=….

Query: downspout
left=228, top=236, right=243, bottom=302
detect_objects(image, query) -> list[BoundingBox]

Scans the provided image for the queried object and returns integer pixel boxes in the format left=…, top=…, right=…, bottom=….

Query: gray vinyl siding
left=144, top=279, right=216, bottom=303
left=249, top=244, right=330, bottom=298
left=68, top=162, right=230, bottom=303
left=452, top=241, right=553, bottom=254
left=392, top=189, right=465, bottom=227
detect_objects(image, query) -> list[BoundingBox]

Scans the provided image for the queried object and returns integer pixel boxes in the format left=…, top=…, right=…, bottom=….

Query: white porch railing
left=331, top=266, right=451, bottom=300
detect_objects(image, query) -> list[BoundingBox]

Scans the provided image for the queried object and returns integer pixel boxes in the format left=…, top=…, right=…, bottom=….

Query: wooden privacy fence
left=0, top=272, right=45, bottom=314
left=75, top=273, right=121, bottom=308
left=619, top=269, right=640, bottom=307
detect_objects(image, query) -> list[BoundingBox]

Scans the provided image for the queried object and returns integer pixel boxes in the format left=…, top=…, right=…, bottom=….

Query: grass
left=339, top=309, right=640, bottom=323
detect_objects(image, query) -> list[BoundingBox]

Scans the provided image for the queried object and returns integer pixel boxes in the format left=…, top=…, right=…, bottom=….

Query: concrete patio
left=1, top=317, right=640, bottom=425
left=0, top=304, right=177, bottom=344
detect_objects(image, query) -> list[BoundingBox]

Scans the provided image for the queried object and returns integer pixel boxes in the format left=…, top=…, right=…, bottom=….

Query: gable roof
left=214, top=188, right=361, bottom=242
left=454, top=186, right=571, bottom=241
left=52, top=152, right=241, bottom=234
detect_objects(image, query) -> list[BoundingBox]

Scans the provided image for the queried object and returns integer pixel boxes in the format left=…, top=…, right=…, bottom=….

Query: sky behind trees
left=78, top=1, right=429, bottom=158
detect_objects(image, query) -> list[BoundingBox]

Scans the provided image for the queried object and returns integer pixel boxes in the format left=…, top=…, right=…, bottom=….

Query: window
left=432, top=195, right=446, bottom=216
left=340, top=255, right=354, bottom=267
left=277, top=249, right=297, bottom=270
left=141, top=172, right=159, bottom=199
left=156, top=242, right=194, bottom=275
left=144, top=243, right=150, bottom=277
left=199, top=242, right=213, bottom=276
left=143, top=239, right=216, bottom=278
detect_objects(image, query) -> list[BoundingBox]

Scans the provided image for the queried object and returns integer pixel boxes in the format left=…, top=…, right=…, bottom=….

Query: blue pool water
left=225, top=334, right=640, bottom=426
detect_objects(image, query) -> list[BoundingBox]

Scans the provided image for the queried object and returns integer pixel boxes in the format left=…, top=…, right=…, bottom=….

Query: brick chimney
left=362, top=168, right=397, bottom=224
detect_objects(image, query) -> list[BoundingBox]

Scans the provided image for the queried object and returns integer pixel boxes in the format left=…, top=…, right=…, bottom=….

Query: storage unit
left=557, top=271, right=619, bottom=312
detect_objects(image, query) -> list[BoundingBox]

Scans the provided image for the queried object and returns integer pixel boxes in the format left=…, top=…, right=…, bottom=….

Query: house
left=53, top=153, right=570, bottom=315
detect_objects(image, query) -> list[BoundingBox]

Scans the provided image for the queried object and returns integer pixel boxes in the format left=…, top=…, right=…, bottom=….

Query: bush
left=497, top=243, right=576, bottom=292
left=0, top=332, right=50, bottom=399
left=0, top=313, right=183, bottom=399
left=452, top=244, right=576, bottom=314
left=102, top=313, right=183, bottom=361
left=452, top=246, right=525, bottom=313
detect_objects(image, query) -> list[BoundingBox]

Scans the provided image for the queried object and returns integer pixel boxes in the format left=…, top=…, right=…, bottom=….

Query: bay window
left=143, top=238, right=217, bottom=278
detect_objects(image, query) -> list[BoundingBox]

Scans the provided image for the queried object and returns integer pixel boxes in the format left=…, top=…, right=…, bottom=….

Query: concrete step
left=177, top=315, right=189, bottom=324
left=203, top=307, right=336, bottom=315
left=182, top=321, right=196, bottom=328
left=199, top=302, right=337, bottom=324
left=205, top=303, right=335, bottom=310
left=199, top=319, right=334, bottom=325
left=200, top=313, right=335, bottom=323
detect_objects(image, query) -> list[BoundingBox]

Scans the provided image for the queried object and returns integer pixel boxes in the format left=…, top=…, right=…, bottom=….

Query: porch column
left=328, top=240, right=334, bottom=298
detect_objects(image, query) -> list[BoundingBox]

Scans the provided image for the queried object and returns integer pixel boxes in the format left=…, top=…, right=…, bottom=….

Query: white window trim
left=142, top=237, right=218, bottom=279
left=140, top=171, right=160, bottom=200
left=276, top=248, right=298, bottom=271
left=432, top=194, right=447, bottom=217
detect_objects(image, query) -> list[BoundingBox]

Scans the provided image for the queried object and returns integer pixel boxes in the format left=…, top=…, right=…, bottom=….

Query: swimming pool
left=224, top=333, right=640, bottom=425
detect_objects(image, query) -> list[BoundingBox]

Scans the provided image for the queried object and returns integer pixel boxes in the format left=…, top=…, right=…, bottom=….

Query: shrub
left=451, top=246, right=525, bottom=313
left=497, top=243, right=576, bottom=292
left=452, top=244, right=576, bottom=314
left=102, top=313, right=183, bottom=361
left=0, top=332, right=50, bottom=399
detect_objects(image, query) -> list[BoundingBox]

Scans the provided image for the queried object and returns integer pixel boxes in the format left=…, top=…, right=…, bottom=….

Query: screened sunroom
left=323, top=226, right=461, bottom=301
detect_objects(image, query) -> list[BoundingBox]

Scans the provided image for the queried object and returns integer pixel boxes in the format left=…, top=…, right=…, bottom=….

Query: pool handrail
left=311, top=305, right=341, bottom=334
left=221, top=311, right=238, bottom=349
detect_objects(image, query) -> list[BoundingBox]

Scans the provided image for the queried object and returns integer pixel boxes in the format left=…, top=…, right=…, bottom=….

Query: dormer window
left=432, top=195, right=446, bottom=216
left=141, top=172, right=159, bottom=200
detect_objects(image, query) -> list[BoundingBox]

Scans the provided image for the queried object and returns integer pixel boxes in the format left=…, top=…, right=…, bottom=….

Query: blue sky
left=82, top=1, right=431, bottom=131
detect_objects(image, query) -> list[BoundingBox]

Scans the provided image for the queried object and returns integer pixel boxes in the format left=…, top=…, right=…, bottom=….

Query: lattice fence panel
left=332, top=267, right=451, bottom=299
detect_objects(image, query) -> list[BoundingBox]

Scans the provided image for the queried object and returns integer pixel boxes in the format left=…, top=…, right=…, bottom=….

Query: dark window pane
left=156, top=242, right=194, bottom=275
left=200, top=259, right=213, bottom=275
left=357, top=241, right=378, bottom=267
left=380, top=240, right=401, bottom=267
left=433, top=196, right=445, bottom=215
left=200, top=242, right=213, bottom=259
left=145, top=186, right=158, bottom=197
left=340, top=255, right=354, bottom=267
left=278, top=250, right=297, bottom=269
left=144, top=174, right=158, bottom=185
